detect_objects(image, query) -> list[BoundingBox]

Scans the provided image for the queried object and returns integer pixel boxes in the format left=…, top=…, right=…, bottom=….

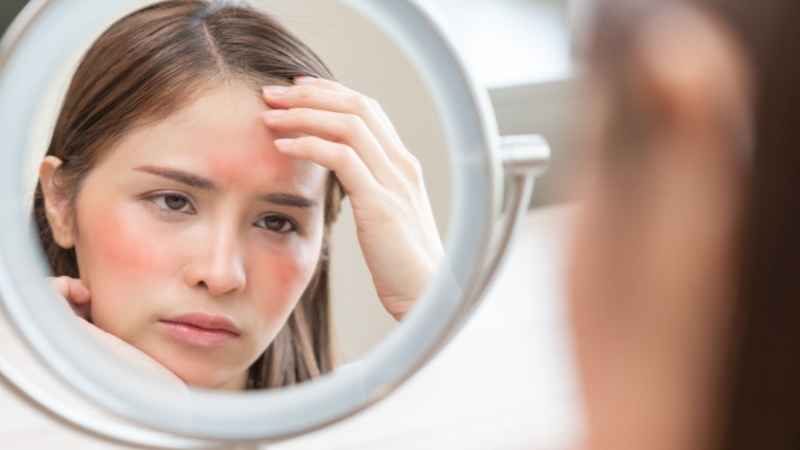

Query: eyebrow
left=133, top=165, right=318, bottom=208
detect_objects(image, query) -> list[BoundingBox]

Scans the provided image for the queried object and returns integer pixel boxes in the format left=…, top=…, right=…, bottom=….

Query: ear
left=38, top=156, right=76, bottom=249
left=631, top=7, right=752, bottom=161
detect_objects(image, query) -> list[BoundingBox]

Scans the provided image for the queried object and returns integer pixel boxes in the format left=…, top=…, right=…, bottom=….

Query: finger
left=262, top=108, right=402, bottom=188
left=67, top=278, right=91, bottom=304
left=264, top=83, right=405, bottom=150
left=271, top=80, right=419, bottom=178
left=293, top=76, right=344, bottom=92
left=49, top=276, right=92, bottom=320
left=274, top=136, right=380, bottom=198
left=291, top=77, right=408, bottom=150
left=50, top=276, right=91, bottom=304
left=50, top=276, right=70, bottom=298
left=72, top=302, right=92, bottom=321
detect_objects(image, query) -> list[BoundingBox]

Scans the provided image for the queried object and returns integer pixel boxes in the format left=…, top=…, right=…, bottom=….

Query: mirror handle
left=472, top=134, right=551, bottom=301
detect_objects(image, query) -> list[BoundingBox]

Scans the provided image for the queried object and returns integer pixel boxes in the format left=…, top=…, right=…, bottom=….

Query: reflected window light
left=427, top=0, right=572, bottom=88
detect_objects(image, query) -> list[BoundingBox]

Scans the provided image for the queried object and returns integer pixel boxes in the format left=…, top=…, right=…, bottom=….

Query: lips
left=160, top=313, right=241, bottom=336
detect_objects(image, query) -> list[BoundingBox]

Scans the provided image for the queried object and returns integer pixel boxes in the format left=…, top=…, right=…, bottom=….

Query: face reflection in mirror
left=31, top=0, right=447, bottom=392
left=40, top=81, right=330, bottom=391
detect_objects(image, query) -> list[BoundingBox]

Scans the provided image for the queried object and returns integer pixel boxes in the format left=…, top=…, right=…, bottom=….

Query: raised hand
left=262, top=77, right=444, bottom=320
left=49, top=275, right=92, bottom=321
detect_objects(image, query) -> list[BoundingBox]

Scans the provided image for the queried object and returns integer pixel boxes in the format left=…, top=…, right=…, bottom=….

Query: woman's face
left=60, top=82, right=328, bottom=389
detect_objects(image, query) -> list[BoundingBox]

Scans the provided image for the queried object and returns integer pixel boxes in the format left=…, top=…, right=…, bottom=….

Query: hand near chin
left=48, top=276, right=187, bottom=390
left=262, top=77, right=445, bottom=321
left=49, top=275, right=92, bottom=321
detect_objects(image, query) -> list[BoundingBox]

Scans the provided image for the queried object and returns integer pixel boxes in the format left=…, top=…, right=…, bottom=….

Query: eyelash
left=254, top=215, right=297, bottom=234
left=146, top=192, right=299, bottom=234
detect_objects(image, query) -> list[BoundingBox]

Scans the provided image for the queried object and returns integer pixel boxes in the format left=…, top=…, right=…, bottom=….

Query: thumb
left=68, top=278, right=92, bottom=305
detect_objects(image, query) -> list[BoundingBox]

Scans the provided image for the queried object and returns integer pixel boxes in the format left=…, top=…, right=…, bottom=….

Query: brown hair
left=32, top=0, right=345, bottom=389
left=586, top=0, right=800, bottom=449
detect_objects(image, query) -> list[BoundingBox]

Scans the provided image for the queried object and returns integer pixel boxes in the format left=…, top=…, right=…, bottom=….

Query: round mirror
left=0, top=0, right=549, bottom=447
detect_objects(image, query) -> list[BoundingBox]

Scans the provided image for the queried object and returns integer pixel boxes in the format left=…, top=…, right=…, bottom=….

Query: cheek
left=75, top=200, right=179, bottom=339
left=270, top=257, right=305, bottom=289
left=78, top=202, right=175, bottom=281
left=250, top=241, right=321, bottom=319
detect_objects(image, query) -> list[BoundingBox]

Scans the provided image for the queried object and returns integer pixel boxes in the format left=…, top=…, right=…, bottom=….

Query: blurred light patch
left=426, top=0, right=573, bottom=88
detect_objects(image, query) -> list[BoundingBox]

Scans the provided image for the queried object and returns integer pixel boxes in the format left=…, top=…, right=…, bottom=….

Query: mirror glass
left=19, top=0, right=453, bottom=397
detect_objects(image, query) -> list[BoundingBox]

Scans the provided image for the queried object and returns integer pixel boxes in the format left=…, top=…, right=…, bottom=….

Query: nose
left=183, top=222, right=247, bottom=297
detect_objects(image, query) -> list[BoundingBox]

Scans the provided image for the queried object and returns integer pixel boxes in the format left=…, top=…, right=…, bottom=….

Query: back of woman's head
left=583, top=0, right=800, bottom=449
left=702, top=1, right=800, bottom=448
left=34, top=0, right=344, bottom=389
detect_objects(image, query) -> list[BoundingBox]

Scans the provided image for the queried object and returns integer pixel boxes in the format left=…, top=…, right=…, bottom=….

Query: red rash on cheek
left=82, top=205, right=172, bottom=276
left=254, top=250, right=313, bottom=317
left=272, top=256, right=304, bottom=289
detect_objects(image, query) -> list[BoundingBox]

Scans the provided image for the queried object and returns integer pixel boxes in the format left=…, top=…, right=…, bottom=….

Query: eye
left=150, top=193, right=196, bottom=214
left=255, top=214, right=297, bottom=234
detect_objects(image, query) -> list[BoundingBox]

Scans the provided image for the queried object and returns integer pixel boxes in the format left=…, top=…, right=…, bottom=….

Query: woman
left=35, top=0, right=443, bottom=391
left=568, top=0, right=799, bottom=449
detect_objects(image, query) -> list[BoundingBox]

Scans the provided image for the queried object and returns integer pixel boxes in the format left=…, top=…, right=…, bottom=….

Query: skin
left=41, top=77, right=444, bottom=390
left=567, top=8, right=752, bottom=450
left=264, top=77, right=445, bottom=319
left=44, top=81, right=329, bottom=390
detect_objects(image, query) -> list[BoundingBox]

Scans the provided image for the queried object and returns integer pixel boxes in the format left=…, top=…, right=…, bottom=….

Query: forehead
left=101, top=81, right=328, bottom=196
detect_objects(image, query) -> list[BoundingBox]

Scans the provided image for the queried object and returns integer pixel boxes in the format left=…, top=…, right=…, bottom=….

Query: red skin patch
left=85, top=204, right=170, bottom=275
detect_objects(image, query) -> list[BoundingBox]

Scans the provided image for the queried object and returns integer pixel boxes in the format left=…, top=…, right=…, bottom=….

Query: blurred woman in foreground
left=567, top=0, right=799, bottom=449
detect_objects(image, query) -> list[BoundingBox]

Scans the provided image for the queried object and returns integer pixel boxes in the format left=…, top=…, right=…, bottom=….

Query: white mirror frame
left=0, top=0, right=550, bottom=447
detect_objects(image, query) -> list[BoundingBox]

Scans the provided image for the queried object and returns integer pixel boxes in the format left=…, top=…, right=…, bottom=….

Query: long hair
left=32, top=0, right=345, bottom=389
left=586, top=1, right=800, bottom=448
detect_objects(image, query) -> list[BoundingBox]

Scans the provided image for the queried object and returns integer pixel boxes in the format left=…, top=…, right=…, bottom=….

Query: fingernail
left=294, top=76, right=316, bottom=85
left=263, top=85, right=290, bottom=97
left=274, top=139, right=296, bottom=152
